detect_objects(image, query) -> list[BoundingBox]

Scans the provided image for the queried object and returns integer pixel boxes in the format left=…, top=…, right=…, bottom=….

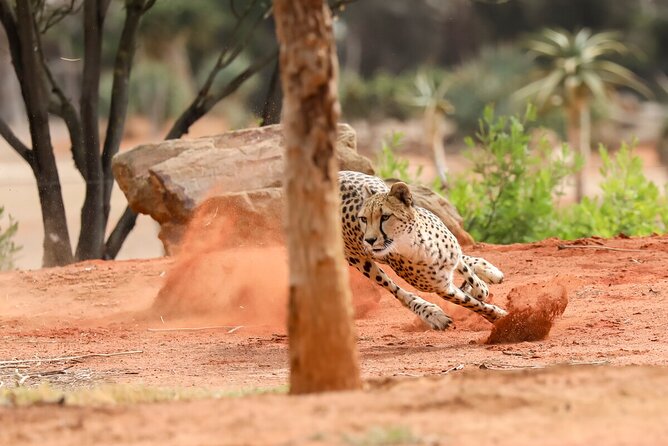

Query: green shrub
left=558, top=143, right=668, bottom=239
left=374, top=132, right=423, bottom=184
left=0, top=206, right=20, bottom=270
left=449, top=106, right=581, bottom=244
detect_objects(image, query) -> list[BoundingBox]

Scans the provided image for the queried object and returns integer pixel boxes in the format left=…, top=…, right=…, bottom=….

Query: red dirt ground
left=2, top=233, right=668, bottom=445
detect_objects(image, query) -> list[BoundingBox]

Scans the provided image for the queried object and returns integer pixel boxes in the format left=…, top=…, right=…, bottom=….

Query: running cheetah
left=339, top=170, right=508, bottom=330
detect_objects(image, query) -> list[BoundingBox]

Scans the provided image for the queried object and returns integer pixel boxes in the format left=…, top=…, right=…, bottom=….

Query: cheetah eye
left=381, top=214, right=391, bottom=222
left=359, top=216, right=367, bottom=224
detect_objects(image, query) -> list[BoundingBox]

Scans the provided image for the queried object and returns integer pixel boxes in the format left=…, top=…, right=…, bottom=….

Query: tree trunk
left=13, top=0, right=74, bottom=266
left=274, top=0, right=361, bottom=394
left=425, top=105, right=448, bottom=187
left=101, top=0, right=148, bottom=229
left=567, top=103, right=585, bottom=202
left=579, top=100, right=592, bottom=196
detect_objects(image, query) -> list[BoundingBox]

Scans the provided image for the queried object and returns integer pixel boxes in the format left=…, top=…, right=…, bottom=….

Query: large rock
left=113, top=123, right=473, bottom=253
left=113, top=124, right=374, bottom=252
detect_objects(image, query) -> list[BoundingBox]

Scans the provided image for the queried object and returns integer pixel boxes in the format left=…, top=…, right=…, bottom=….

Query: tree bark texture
left=13, top=0, right=74, bottom=266
left=274, top=0, right=361, bottom=394
left=567, top=100, right=590, bottom=203
left=76, top=0, right=110, bottom=260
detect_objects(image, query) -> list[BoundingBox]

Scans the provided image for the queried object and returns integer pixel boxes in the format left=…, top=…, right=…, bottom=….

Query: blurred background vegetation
left=2, top=0, right=666, bottom=134
left=2, top=0, right=668, bottom=267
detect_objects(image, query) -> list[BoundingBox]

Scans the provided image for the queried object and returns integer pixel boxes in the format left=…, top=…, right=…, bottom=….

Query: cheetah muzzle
left=339, top=170, right=508, bottom=330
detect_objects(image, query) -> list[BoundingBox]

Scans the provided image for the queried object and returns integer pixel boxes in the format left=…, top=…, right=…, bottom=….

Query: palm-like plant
left=515, top=28, right=652, bottom=201
left=407, top=70, right=455, bottom=187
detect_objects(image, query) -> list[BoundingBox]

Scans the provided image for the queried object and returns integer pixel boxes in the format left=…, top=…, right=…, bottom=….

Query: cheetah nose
left=365, top=237, right=377, bottom=246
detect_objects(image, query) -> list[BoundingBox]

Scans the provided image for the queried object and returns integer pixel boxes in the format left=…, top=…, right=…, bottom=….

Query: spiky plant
left=406, top=70, right=455, bottom=186
left=515, top=28, right=651, bottom=201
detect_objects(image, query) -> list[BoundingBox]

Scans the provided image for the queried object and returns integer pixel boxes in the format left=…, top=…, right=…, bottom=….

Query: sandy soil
left=2, top=232, right=668, bottom=445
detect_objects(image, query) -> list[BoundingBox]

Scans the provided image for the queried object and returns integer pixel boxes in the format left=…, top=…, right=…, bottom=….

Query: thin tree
left=515, top=28, right=652, bottom=201
left=0, top=0, right=276, bottom=266
left=274, top=0, right=362, bottom=394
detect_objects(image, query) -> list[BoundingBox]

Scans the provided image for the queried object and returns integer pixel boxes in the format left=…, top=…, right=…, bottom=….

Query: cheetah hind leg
left=456, top=259, right=490, bottom=302
left=461, top=255, right=504, bottom=284
left=351, top=257, right=453, bottom=330
left=458, top=255, right=504, bottom=301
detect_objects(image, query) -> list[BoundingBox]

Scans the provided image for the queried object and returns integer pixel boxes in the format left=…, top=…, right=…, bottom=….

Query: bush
left=372, top=108, right=668, bottom=244
left=448, top=106, right=581, bottom=244
left=374, top=132, right=423, bottom=184
left=0, top=206, right=20, bottom=270
left=559, top=143, right=668, bottom=239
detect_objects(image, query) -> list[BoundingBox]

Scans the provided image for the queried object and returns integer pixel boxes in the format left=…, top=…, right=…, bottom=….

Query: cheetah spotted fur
left=339, top=170, right=508, bottom=330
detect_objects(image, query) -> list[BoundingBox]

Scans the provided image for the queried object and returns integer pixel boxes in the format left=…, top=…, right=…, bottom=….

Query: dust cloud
left=151, top=197, right=381, bottom=331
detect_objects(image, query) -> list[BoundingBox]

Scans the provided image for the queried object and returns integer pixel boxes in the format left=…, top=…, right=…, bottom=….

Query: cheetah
left=339, top=170, right=508, bottom=330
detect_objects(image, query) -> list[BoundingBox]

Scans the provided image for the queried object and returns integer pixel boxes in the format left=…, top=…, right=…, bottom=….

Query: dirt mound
left=487, top=278, right=569, bottom=344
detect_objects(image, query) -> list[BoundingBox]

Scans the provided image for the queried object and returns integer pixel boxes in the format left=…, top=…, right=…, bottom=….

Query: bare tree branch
left=165, top=49, right=277, bottom=139
left=194, top=0, right=265, bottom=109
left=36, top=0, right=82, bottom=33
left=28, top=12, right=87, bottom=180
left=0, top=118, right=33, bottom=165
left=103, top=206, right=137, bottom=259
left=101, top=0, right=156, bottom=228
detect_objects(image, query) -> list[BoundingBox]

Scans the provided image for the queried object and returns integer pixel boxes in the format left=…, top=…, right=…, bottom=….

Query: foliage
left=374, top=132, right=423, bottom=184
left=559, top=143, right=668, bottom=239
left=515, top=28, right=652, bottom=109
left=339, top=71, right=415, bottom=122
left=0, top=206, right=20, bottom=271
left=449, top=106, right=581, bottom=244
left=405, top=70, right=454, bottom=115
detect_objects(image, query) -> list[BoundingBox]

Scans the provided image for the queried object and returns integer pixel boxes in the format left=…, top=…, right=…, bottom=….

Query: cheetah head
left=358, top=181, right=415, bottom=258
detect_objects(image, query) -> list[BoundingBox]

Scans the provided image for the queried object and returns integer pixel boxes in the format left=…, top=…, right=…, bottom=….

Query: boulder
left=113, top=124, right=374, bottom=253
left=113, top=123, right=473, bottom=253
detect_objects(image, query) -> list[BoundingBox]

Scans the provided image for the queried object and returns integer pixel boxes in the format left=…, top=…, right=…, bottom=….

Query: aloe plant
left=407, top=70, right=455, bottom=187
left=515, top=28, right=651, bottom=201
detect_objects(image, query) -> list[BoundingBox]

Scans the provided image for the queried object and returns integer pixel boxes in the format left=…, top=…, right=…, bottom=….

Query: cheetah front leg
left=350, top=257, right=453, bottom=330
left=436, top=282, right=508, bottom=323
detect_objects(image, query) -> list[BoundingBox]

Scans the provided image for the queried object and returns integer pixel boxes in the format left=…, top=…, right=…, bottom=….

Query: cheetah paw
left=419, top=303, right=453, bottom=330
left=484, top=304, right=509, bottom=323
left=475, top=263, right=504, bottom=285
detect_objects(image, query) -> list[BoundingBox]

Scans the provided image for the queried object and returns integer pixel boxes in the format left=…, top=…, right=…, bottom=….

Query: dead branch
left=0, top=118, right=33, bottom=165
left=147, top=325, right=246, bottom=333
left=0, top=350, right=143, bottom=366
left=557, top=244, right=646, bottom=253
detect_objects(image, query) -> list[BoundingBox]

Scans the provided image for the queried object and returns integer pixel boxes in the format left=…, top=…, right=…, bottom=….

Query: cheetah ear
left=361, top=184, right=374, bottom=200
left=389, top=182, right=412, bottom=207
